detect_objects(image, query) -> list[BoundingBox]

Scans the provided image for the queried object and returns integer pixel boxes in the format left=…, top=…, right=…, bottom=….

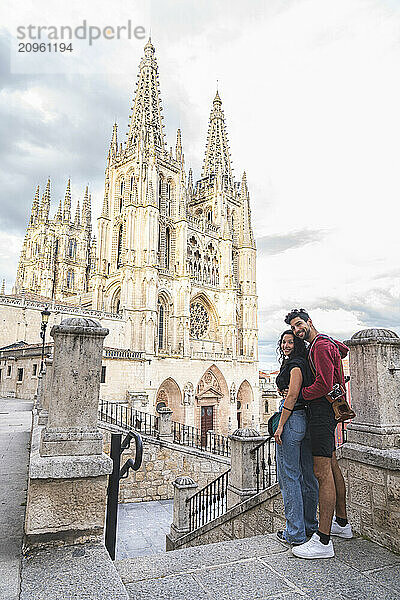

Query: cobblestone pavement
left=116, top=499, right=173, bottom=559
left=0, top=397, right=32, bottom=600
left=116, top=533, right=400, bottom=600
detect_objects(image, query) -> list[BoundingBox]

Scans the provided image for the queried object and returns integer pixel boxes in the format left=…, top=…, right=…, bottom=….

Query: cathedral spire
left=238, top=171, right=255, bottom=249
left=175, top=129, right=182, bottom=162
left=38, top=178, right=51, bottom=221
left=188, top=168, right=194, bottom=197
left=110, top=123, right=118, bottom=157
left=74, top=198, right=81, bottom=226
left=63, top=179, right=71, bottom=222
left=55, top=196, right=63, bottom=221
left=82, top=186, right=91, bottom=230
left=126, top=39, right=165, bottom=150
left=201, top=91, right=233, bottom=185
left=29, top=185, right=40, bottom=226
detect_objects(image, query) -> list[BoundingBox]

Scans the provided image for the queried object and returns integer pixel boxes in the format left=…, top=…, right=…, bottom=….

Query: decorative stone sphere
left=351, top=328, right=399, bottom=341
left=232, top=427, right=260, bottom=438
left=174, top=475, right=196, bottom=486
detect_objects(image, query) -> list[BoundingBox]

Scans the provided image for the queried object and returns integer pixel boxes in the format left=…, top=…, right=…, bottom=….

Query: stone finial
left=231, top=427, right=260, bottom=438
left=344, top=327, right=400, bottom=450
left=348, top=328, right=399, bottom=344
left=174, top=475, right=197, bottom=488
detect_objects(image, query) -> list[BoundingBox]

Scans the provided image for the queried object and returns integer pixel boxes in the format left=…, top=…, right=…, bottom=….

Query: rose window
left=190, top=302, right=209, bottom=338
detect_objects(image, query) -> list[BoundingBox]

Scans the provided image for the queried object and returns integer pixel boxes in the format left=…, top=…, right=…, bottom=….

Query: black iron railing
left=173, top=422, right=230, bottom=457
left=99, top=400, right=159, bottom=438
left=251, top=436, right=277, bottom=494
left=99, top=401, right=230, bottom=457
left=187, top=469, right=230, bottom=531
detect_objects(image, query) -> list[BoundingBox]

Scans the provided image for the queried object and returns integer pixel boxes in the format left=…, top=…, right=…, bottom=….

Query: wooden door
left=201, top=405, right=214, bottom=446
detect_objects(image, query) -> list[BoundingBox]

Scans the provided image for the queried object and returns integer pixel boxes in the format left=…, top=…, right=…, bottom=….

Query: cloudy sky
left=0, top=0, right=399, bottom=368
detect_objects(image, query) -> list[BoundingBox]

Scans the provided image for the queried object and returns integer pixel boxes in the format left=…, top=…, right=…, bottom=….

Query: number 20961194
left=18, top=43, right=73, bottom=52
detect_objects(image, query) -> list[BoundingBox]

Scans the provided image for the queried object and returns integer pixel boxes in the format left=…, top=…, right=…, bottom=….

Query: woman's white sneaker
left=330, top=517, right=353, bottom=539
left=291, top=533, right=334, bottom=559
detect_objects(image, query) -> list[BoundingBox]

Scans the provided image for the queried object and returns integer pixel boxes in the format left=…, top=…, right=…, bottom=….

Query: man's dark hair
left=284, top=308, right=310, bottom=325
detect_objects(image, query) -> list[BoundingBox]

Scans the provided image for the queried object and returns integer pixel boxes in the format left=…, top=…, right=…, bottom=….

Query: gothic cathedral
left=12, top=40, right=259, bottom=435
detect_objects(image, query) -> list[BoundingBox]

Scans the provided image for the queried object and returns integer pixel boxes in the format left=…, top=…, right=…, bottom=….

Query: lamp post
left=40, top=307, right=51, bottom=374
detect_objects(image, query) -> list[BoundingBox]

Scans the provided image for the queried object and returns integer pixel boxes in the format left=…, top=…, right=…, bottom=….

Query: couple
left=274, top=308, right=352, bottom=559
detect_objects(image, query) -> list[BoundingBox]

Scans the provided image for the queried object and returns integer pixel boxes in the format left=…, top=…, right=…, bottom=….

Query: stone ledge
left=30, top=416, right=112, bottom=479
left=20, top=542, right=128, bottom=600
left=340, top=442, right=400, bottom=471
left=29, top=452, right=113, bottom=479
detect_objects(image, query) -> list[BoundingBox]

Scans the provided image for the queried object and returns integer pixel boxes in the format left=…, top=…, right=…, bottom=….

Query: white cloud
left=0, top=0, right=398, bottom=367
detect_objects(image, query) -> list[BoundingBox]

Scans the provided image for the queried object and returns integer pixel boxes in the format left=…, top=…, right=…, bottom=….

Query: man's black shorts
left=308, top=398, right=337, bottom=458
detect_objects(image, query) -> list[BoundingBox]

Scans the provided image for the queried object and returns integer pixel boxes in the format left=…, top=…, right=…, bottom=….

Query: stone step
left=116, top=534, right=400, bottom=600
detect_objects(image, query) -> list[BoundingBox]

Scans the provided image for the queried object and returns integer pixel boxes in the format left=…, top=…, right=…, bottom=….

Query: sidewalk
left=0, top=397, right=32, bottom=600
left=116, top=533, right=400, bottom=600
left=116, top=500, right=173, bottom=559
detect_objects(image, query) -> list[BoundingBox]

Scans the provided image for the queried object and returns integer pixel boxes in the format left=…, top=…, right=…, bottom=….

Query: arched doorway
left=196, top=365, right=229, bottom=440
left=237, top=380, right=254, bottom=428
left=155, top=378, right=182, bottom=423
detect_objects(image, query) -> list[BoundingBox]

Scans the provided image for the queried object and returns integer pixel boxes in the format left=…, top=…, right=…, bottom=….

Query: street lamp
left=40, top=307, right=51, bottom=374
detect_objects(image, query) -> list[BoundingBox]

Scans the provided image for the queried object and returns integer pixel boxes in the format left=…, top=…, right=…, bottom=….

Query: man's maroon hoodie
left=302, top=335, right=349, bottom=402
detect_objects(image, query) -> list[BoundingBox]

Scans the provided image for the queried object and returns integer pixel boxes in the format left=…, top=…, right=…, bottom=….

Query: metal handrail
left=250, top=436, right=277, bottom=494
left=172, top=421, right=230, bottom=457
left=99, top=401, right=231, bottom=457
left=99, top=400, right=159, bottom=438
left=187, top=469, right=231, bottom=531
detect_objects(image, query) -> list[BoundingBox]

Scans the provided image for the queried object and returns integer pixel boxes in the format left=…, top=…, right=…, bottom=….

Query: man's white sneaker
left=291, top=533, right=334, bottom=559
left=331, top=517, right=353, bottom=539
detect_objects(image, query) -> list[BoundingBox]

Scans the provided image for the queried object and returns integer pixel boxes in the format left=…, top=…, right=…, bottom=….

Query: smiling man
left=283, top=308, right=353, bottom=559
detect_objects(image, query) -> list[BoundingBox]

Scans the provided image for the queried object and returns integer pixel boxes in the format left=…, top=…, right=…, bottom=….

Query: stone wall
left=337, top=447, right=400, bottom=553
left=100, top=424, right=230, bottom=503
left=166, top=483, right=285, bottom=551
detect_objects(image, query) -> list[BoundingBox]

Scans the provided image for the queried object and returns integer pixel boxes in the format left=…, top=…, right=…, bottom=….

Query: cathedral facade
left=10, top=40, right=259, bottom=436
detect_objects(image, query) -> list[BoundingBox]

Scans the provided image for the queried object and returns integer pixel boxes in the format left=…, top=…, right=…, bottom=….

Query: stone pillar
left=345, top=328, right=400, bottom=449
left=166, top=476, right=198, bottom=549
left=25, top=317, right=113, bottom=550
left=338, top=328, right=400, bottom=553
left=158, top=407, right=173, bottom=440
left=227, top=427, right=266, bottom=508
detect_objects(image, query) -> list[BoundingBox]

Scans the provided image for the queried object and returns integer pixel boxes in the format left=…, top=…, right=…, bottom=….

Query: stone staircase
left=115, top=534, right=400, bottom=600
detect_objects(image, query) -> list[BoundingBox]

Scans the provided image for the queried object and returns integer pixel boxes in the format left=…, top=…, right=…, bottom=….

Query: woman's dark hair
left=276, top=329, right=307, bottom=364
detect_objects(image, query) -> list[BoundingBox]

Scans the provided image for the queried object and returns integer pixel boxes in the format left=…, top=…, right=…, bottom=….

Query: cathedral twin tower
left=14, top=39, right=258, bottom=362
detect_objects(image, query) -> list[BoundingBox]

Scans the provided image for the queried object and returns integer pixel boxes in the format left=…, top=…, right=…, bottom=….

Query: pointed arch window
left=165, top=227, right=171, bottom=270
left=207, top=209, right=212, bottom=223
left=117, top=224, right=123, bottom=267
left=166, top=181, right=171, bottom=216
left=119, top=180, right=124, bottom=212
left=158, top=177, right=164, bottom=210
left=129, top=175, right=134, bottom=203
left=67, top=239, right=77, bottom=259
left=66, top=270, right=75, bottom=290
left=157, top=300, right=165, bottom=350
